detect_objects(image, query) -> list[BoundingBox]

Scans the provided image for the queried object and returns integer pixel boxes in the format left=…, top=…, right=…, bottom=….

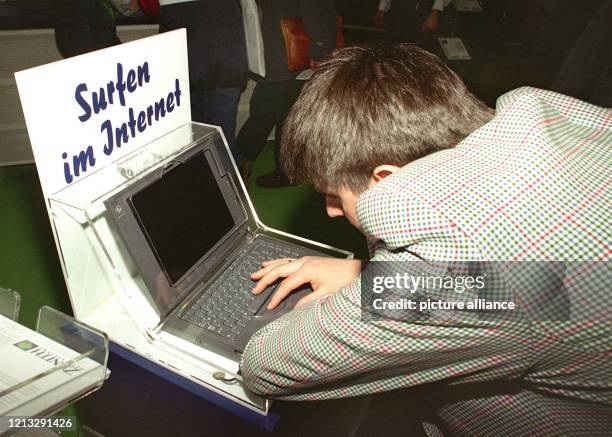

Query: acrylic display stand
left=0, top=288, right=109, bottom=433
left=45, top=122, right=350, bottom=428
left=0, top=287, right=20, bottom=322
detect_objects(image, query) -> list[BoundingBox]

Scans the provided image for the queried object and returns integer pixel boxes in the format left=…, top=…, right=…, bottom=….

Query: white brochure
left=0, top=315, right=102, bottom=418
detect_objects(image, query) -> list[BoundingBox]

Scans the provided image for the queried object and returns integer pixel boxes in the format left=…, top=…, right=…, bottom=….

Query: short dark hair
left=281, top=43, right=494, bottom=191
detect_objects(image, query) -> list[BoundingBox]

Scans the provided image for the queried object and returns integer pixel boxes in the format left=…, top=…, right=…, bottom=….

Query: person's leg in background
left=190, top=86, right=243, bottom=164
left=255, top=79, right=304, bottom=188
left=235, top=81, right=284, bottom=185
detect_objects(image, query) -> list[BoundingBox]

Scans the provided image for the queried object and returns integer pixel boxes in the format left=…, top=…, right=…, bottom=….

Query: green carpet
left=0, top=164, right=72, bottom=328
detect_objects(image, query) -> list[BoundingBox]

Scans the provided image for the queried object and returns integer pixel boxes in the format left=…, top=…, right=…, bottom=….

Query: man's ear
left=371, top=164, right=401, bottom=183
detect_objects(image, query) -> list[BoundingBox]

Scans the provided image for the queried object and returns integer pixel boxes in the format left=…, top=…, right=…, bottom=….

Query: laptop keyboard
left=180, top=239, right=300, bottom=342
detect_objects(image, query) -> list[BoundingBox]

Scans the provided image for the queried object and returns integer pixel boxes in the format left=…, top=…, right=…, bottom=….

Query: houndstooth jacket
left=240, top=87, right=611, bottom=436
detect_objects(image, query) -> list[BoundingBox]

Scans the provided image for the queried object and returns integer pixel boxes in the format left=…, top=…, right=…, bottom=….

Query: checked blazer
left=240, top=88, right=611, bottom=436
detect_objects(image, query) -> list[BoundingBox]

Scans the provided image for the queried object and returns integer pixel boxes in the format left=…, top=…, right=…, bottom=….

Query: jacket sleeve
left=239, top=259, right=536, bottom=400
left=240, top=158, right=532, bottom=400
left=299, top=0, right=338, bottom=61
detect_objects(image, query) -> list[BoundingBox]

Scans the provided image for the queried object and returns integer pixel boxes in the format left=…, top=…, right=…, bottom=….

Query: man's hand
left=421, top=9, right=441, bottom=32
left=130, top=0, right=140, bottom=12
left=374, top=10, right=386, bottom=28
left=250, top=257, right=362, bottom=310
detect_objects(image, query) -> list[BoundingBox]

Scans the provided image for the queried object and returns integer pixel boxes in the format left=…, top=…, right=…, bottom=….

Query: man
left=240, top=44, right=611, bottom=435
left=236, top=0, right=337, bottom=188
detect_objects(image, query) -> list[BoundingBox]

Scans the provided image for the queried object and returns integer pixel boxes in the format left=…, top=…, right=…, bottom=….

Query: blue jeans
left=190, top=87, right=242, bottom=163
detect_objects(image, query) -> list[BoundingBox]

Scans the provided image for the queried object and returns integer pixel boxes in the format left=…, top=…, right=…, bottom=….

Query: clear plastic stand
left=0, top=287, right=21, bottom=321
left=0, top=297, right=109, bottom=433
left=44, top=122, right=350, bottom=425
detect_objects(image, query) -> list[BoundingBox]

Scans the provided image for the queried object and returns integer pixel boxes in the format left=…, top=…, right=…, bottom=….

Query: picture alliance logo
left=14, top=340, right=84, bottom=374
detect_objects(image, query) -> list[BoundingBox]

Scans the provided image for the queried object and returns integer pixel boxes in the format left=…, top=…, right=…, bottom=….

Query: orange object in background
left=138, top=0, right=160, bottom=16
left=280, top=16, right=344, bottom=72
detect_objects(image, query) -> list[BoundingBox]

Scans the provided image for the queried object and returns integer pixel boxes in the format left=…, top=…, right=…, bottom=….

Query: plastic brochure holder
left=46, top=122, right=351, bottom=424
left=0, top=287, right=20, bottom=321
left=0, top=290, right=109, bottom=432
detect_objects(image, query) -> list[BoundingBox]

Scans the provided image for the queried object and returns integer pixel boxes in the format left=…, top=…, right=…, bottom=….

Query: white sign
left=15, top=29, right=191, bottom=197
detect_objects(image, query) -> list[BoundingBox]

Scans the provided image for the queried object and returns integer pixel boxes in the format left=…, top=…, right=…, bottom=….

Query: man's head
left=280, top=43, right=493, bottom=226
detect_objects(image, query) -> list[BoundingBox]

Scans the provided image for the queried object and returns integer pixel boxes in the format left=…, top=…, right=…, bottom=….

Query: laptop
left=104, top=127, right=344, bottom=359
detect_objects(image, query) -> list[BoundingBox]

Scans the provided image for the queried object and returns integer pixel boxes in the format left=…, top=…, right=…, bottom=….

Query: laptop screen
left=129, top=151, right=234, bottom=286
left=104, top=129, right=249, bottom=319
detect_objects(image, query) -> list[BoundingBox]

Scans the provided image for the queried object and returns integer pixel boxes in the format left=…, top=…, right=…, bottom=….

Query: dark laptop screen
left=129, top=151, right=234, bottom=285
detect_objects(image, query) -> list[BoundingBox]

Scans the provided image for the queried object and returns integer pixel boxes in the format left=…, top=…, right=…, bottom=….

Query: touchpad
left=254, top=284, right=312, bottom=319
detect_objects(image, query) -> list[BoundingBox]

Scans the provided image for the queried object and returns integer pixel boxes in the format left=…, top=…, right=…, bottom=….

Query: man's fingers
left=251, top=258, right=296, bottom=281
left=250, top=268, right=285, bottom=294
left=261, top=258, right=295, bottom=268
left=266, top=272, right=311, bottom=310
left=251, top=260, right=301, bottom=295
